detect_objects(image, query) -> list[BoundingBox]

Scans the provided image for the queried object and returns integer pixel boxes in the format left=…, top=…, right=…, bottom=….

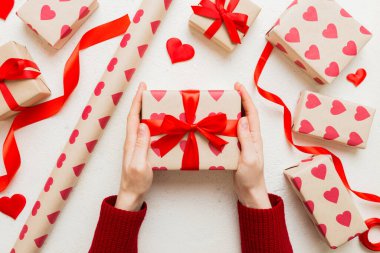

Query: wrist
left=237, top=185, right=272, bottom=209
left=115, top=191, right=144, bottom=211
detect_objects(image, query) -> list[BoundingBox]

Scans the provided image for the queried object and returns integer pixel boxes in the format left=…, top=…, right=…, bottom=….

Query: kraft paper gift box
left=293, top=90, right=375, bottom=148
left=266, top=0, right=372, bottom=84
left=189, top=0, right=261, bottom=52
left=141, top=90, right=241, bottom=170
left=17, top=0, right=98, bottom=49
left=284, top=155, right=368, bottom=249
left=0, top=41, right=50, bottom=120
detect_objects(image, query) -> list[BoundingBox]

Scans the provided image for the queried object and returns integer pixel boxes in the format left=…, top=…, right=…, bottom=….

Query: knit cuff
left=89, top=196, right=147, bottom=253
left=238, top=194, right=293, bottom=253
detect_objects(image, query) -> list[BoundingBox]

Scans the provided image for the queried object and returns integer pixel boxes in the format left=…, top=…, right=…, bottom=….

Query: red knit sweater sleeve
left=238, top=194, right=293, bottom=253
left=89, top=195, right=147, bottom=253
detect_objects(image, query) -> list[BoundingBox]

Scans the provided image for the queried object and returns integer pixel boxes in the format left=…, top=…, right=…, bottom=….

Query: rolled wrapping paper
left=13, top=0, right=172, bottom=252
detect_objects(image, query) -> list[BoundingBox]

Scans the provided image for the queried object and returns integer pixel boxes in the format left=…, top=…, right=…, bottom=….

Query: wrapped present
left=284, top=155, right=368, bottom=249
left=0, top=41, right=50, bottom=120
left=189, top=0, right=261, bottom=52
left=293, top=90, right=375, bottom=148
left=13, top=0, right=171, bottom=252
left=17, top=0, right=98, bottom=49
left=142, top=90, right=241, bottom=170
left=266, top=0, right=372, bottom=84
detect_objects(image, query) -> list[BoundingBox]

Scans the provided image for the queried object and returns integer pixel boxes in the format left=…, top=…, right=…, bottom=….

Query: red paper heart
left=347, top=68, right=366, bottom=87
left=0, top=0, right=14, bottom=20
left=0, top=194, right=26, bottom=219
left=166, top=38, right=195, bottom=64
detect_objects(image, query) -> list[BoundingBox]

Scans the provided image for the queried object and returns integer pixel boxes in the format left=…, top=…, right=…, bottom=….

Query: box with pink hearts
left=17, top=0, right=98, bottom=49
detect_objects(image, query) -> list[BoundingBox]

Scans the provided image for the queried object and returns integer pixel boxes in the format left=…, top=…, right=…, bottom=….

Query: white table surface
left=1, top=0, right=379, bottom=252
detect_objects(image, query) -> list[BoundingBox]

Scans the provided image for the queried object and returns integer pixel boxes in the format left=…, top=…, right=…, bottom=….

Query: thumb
left=237, top=117, right=255, bottom=153
left=130, top=123, right=151, bottom=170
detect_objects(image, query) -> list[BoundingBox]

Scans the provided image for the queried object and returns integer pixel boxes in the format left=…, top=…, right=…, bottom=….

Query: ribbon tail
left=182, top=132, right=199, bottom=170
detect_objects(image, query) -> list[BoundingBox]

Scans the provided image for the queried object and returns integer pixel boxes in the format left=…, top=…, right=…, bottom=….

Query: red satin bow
left=0, top=58, right=41, bottom=112
left=143, top=90, right=237, bottom=170
left=253, top=42, right=380, bottom=251
left=192, top=0, right=249, bottom=44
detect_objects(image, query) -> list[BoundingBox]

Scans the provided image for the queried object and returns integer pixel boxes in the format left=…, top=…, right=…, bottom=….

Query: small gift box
left=141, top=90, right=241, bottom=170
left=189, top=0, right=261, bottom=52
left=0, top=41, right=50, bottom=120
left=284, top=155, right=368, bottom=249
left=293, top=90, right=375, bottom=148
left=266, top=0, right=372, bottom=84
left=17, top=0, right=98, bottom=49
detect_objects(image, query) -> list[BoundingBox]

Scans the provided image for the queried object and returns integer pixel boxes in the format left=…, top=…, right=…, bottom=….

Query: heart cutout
left=347, top=68, right=366, bottom=87
left=0, top=194, right=26, bottom=219
left=166, top=38, right=195, bottom=64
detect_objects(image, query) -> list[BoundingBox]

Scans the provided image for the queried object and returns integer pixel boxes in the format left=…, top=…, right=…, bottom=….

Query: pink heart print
left=305, top=93, right=321, bottom=109
left=133, top=9, right=144, bottom=23
left=313, top=77, right=325, bottom=85
left=299, top=119, right=314, bottom=134
left=34, top=234, right=48, bottom=248
left=152, top=167, right=168, bottom=171
left=323, top=126, right=340, bottom=140
left=69, top=129, right=79, bottom=144
left=336, top=210, right=352, bottom=227
left=124, top=68, right=136, bottom=82
left=322, top=23, right=338, bottom=38
left=151, top=20, right=161, bottom=34
left=82, top=105, right=92, bottom=120
left=86, top=140, right=98, bottom=153
left=292, top=177, right=302, bottom=191
left=112, top=92, right=123, bottom=105
left=360, top=26, right=371, bottom=35
left=209, top=142, right=224, bottom=156
left=340, top=8, right=352, bottom=18
left=209, top=166, right=225, bottom=170
left=79, top=6, right=90, bottom=20
left=303, top=6, right=318, bottom=21
left=73, top=163, right=85, bottom=177
left=60, top=25, right=72, bottom=39
left=94, top=82, right=105, bottom=96
left=276, top=43, right=287, bottom=53
left=305, top=45, right=320, bottom=60
left=347, top=132, right=363, bottom=146
left=208, top=90, right=224, bottom=101
left=138, top=44, right=148, bottom=58
left=164, top=0, right=172, bottom=10
left=47, top=211, right=60, bottom=224
left=98, top=116, right=110, bottom=129
left=151, top=90, right=167, bottom=101
left=285, top=27, right=300, bottom=43
left=304, top=200, right=314, bottom=214
left=318, top=224, right=327, bottom=237
left=19, top=225, right=28, bottom=240
left=44, top=177, right=54, bottom=192
left=180, top=140, right=187, bottom=152
left=150, top=113, right=166, bottom=120
left=151, top=141, right=161, bottom=157
left=120, top=33, right=131, bottom=48
left=342, top=41, right=357, bottom=56
left=32, top=201, right=41, bottom=216
left=330, top=100, right=346, bottom=115
left=355, top=106, right=370, bottom=121
left=107, top=57, right=118, bottom=72
left=57, top=153, right=66, bottom=168
left=323, top=187, right=339, bottom=203
left=287, top=0, right=298, bottom=9
left=325, top=62, right=340, bottom=77
left=40, top=5, right=56, bottom=20
left=311, top=163, right=327, bottom=180
left=60, top=187, right=73, bottom=200
left=294, top=60, right=306, bottom=70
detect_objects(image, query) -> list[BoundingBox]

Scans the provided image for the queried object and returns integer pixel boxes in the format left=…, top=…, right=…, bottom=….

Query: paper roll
left=13, top=0, right=172, bottom=252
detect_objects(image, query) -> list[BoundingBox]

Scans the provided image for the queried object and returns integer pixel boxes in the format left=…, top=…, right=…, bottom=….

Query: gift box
left=189, top=0, right=261, bottom=52
left=293, top=90, right=375, bottom=148
left=17, top=0, right=98, bottom=49
left=142, top=90, right=241, bottom=170
left=266, top=0, right=372, bottom=84
left=284, top=155, right=367, bottom=248
left=0, top=41, right=50, bottom=120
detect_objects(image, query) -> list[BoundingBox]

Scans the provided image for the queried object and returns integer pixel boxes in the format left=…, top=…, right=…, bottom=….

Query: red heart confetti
left=0, top=194, right=26, bottom=219
left=347, top=68, right=367, bottom=87
left=166, top=38, right=195, bottom=64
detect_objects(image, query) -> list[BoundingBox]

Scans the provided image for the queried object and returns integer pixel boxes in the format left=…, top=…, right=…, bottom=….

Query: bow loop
left=0, top=58, right=40, bottom=81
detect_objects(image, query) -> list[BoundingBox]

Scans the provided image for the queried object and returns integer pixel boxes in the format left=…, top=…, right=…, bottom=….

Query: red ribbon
left=0, top=14, right=131, bottom=192
left=142, top=90, right=238, bottom=170
left=0, top=0, right=14, bottom=20
left=191, top=0, right=249, bottom=44
left=253, top=41, right=380, bottom=251
left=0, top=58, right=41, bottom=112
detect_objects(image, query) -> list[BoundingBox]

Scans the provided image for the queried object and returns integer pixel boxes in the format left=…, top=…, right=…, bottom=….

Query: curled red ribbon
left=359, top=218, right=380, bottom=251
left=191, top=0, right=249, bottom=44
left=253, top=41, right=380, bottom=251
left=0, top=14, right=131, bottom=192
left=143, top=90, right=238, bottom=170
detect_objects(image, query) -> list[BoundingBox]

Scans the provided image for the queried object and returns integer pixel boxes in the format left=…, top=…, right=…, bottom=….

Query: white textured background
left=0, top=0, right=379, bottom=252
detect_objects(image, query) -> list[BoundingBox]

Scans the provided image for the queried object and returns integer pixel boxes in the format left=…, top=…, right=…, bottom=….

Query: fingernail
left=240, top=117, right=248, bottom=130
left=138, top=124, right=146, bottom=137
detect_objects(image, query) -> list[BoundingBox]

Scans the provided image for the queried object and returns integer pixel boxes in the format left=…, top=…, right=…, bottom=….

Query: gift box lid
left=284, top=155, right=368, bottom=248
left=266, top=0, right=372, bottom=84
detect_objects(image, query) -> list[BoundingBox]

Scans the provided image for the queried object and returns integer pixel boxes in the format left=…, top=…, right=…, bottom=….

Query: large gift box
left=17, top=0, right=98, bottom=49
left=189, top=0, right=261, bottom=52
left=266, top=0, right=372, bottom=84
left=142, top=90, right=241, bottom=170
left=0, top=41, right=50, bottom=120
left=284, top=155, right=368, bottom=248
left=293, top=90, right=376, bottom=148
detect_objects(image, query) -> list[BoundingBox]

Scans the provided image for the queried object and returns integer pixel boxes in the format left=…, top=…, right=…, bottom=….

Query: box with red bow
left=284, top=155, right=367, bottom=248
left=142, top=90, right=241, bottom=170
left=293, top=91, right=375, bottom=148
left=0, top=41, right=50, bottom=120
left=189, top=0, right=261, bottom=52
left=17, top=0, right=98, bottom=49
left=266, top=0, right=372, bottom=84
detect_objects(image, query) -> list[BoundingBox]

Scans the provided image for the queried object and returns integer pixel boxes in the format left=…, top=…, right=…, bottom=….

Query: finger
left=129, top=123, right=151, bottom=171
left=237, top=117, right=256, bottom=155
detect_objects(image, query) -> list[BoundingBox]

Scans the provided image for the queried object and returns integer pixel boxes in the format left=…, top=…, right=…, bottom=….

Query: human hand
left=115, top=83, right=153, bottom=211
left=233, top=83, right=271, bottom=209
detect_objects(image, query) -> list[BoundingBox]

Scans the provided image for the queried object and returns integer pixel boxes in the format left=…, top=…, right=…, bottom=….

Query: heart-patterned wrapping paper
left=12, top=0, right=172, bottom=252
left=266, top=0, right=372, bottom=84
left=293, top=90, right=376, bottom=149
left=189, top=0, right=261, bottom=52
left=17, top=0, right=99, bottom=49
left=0, top=41, right=50, bottom=120
left=142, top=90, right=241, bottom=170
left=284, top=155, right=368, bottom=249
